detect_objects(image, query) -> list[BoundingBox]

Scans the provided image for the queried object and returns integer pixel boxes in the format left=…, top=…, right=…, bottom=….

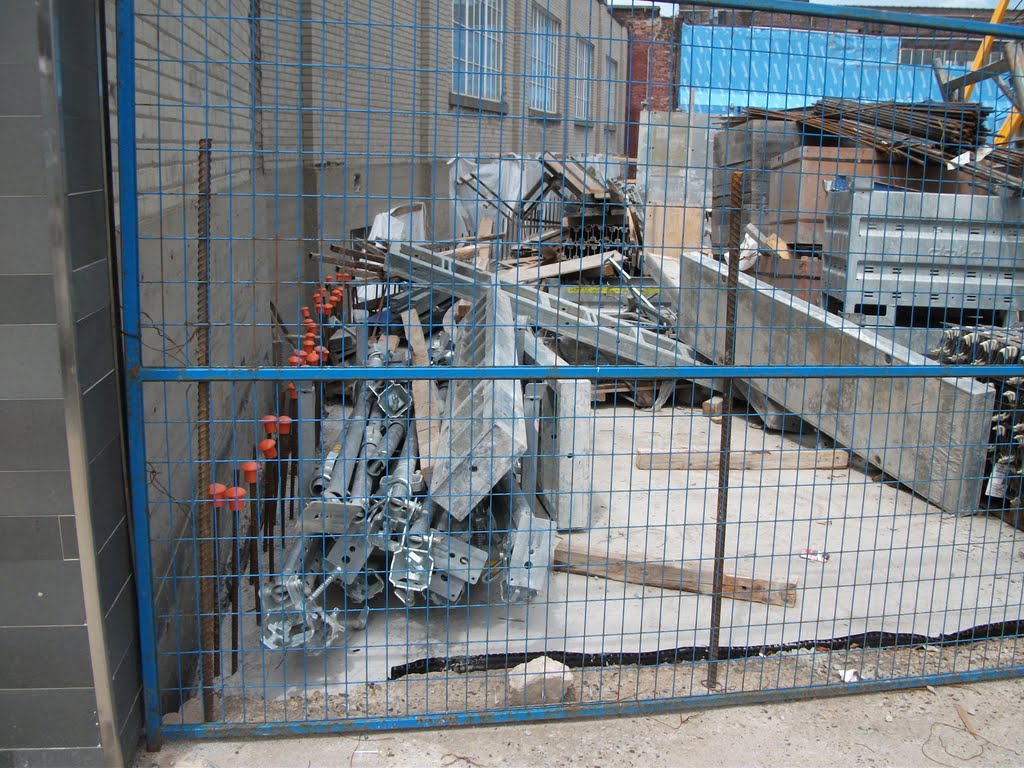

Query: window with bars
left=453, top=0, right=504, bottom=103
left=898, top=45, right=1000, bottom=68
left=574, top=37, right=592, bottom=119
left=527, top=5, right=560, bottom=114
left=605, top=55, right=618, bottom=123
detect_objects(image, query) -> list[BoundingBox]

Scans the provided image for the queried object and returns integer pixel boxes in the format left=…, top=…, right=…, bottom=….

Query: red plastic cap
left=224, top=486, right=248, bottom=511
left=305, top=351, right=321, bottom=366
left=258, top=438, right=278, bottom=459
left=209, top=482, right=227, bottom=508
left=302, top=338, right=315, bottom=352
left=288, top=355, right=302, bottom=367
left=287, top=383, right=298, bottom=401
left=325, top=273, right=335, bottom=283
left=277, top=415, right=293, bottom=435
left=300, top=306, right=310, bottom=319
left=240, top=460, right=260, bottom=484
left=314, top=345, right=329, bottom=356
left=312, top=293, right=323, bottom=305
left=260, top=414, right=278, bottom=435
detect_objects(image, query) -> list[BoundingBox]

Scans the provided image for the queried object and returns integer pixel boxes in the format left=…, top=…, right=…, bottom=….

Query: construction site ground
left=168, top=402, right=1024, bottom=724
left=145, top=674, right=1024, bottom=767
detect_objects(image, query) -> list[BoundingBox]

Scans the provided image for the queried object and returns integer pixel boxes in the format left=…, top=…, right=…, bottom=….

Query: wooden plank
left=475, top=218, right=494, bottom=270
left=553, top=540, right=797, bottom=607
left=644, top=203, right=705, bottom=256
left=645, top=250, right=994, bottom=514
left=401, top=309, right=443, bottom=480
left=498, top=251, right=621, bottom=284
left=635, top=449, right=849, bottom=472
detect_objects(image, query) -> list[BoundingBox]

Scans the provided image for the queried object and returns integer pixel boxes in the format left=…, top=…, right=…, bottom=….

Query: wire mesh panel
left=113, top=0, right=1024, bottom=741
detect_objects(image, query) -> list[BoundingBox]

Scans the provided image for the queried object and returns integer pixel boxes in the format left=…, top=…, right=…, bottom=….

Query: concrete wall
left=0, top=0, right=139, bottom=765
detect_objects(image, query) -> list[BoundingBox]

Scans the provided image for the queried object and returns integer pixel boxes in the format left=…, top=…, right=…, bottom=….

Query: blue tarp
left=678, top=25, right=1011, bottom=131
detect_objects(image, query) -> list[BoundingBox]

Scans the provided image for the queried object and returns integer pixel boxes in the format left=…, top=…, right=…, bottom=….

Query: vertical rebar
left=706, top=170, right=743, bottom=691
left=195, top=138, right=216, bottom=721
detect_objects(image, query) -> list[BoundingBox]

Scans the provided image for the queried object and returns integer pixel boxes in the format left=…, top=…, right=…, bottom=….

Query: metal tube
left=195, top=138, right=216, bottom=722
left=309, top=442, right=342, bottom=497
left=325, top=387, right=370, bottom=499
left=367, top=421, right=406, bottom=477
left=706, top=171, right=742, bottom=692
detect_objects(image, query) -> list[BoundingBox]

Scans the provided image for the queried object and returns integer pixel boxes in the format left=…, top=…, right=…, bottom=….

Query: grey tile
left=0, top=470, right=73, bottom=517
left=97, top=517, right=132, bottom=614
left=59, top=63, right=102, bottom=122
left=0, top=516, right=63, bottom=562
left=0, top=117, right=45, bottom=196
left=71, top=260, right=110, bottom=323
left=0, top=747, right=105, bottom=768
left=0, top=197, right=51, bottom=275
left=75, top=306, right=115, bottom=393
left=0, top=399, right=69, bottom=472
left=0, top=275, right=57, bottom=324
left=59, top=515, right=78, bottom=559
left=0, top=689, right=100, bottom=748
left=61, top=116, right=105, bottom=195
left=81, top=371, right=117, bottom=459
left=0, top=324, right=62, bottom=399
left=110, top=640, right=141, bottom=738
left=0, top=560, right=86, bottom=626
left=118, top=695, right=143, bottom=765
left=0, top=60, right=41, bottom=115
left=87, top=439, right=126, bottom=547
left=55, top=0, right=99, bottom=75
left=0, top=1, right=38, bottom=65
left=66, top=191, right=109, bottom=271
left=103, top=575, right=136, bottom=678
left=0, top=626, right=93, bottom=688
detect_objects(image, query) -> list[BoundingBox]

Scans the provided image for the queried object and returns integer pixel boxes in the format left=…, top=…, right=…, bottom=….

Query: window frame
left=451, top=0, right=505, bottom=110
left=574, top=37, right=593, bottom=121
left=526, top=4, right=560, bottom=116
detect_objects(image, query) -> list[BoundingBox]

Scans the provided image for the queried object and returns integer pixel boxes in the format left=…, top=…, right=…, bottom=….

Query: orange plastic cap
left=305, top=351, right=321, bottom=366
left=277, top=415, right=293, bottom=435
left=258, top=438, right=278, bottom=459
left=224, top=486, right=248, bottom=511
left=302, top=338, right=315, bottom=353
left=325, top=273, right=335, bottom=283
left=260, top=414, right=278, bottom=434
left=300, top=306, right=310, bottom=319
left=287, top=384, right=298, bottom=400
left=312, top=293, right=323, bottom=305
left=288, top=355, right=302, bottom=367
left=209, top=482, right=227, bottom=508
left=240, top=461, right=260, bottom=484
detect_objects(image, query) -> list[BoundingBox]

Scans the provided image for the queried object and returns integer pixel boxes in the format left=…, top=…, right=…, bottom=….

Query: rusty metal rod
left=195, top=138, right=216, bottom=721
left=706, top=170, right=743, bottom=692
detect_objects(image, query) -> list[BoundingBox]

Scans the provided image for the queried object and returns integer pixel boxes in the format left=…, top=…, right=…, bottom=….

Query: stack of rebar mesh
left=725, top=99, right=1022, bottom=192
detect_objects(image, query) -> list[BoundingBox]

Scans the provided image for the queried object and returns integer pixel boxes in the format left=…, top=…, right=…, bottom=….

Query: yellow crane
left=963, top=0, right=1021, bottom=145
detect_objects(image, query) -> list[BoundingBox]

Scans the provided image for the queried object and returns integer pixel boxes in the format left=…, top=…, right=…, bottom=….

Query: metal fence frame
left=113, top=0, right=1024, bottom=745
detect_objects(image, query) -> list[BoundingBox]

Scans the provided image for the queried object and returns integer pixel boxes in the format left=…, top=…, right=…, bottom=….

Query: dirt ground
left=143, top=672, right=1024, bottom=767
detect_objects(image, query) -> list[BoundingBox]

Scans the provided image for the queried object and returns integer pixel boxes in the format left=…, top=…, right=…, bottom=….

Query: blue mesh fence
left=112, top=0, right=1024, bottom=741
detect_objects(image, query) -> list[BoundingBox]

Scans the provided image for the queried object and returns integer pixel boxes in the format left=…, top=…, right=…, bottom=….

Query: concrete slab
left=192, top=406, right=1023, bottom=713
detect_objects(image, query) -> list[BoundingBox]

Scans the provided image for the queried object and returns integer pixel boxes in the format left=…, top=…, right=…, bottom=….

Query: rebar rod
left=706, top=170, right=742, bottom=691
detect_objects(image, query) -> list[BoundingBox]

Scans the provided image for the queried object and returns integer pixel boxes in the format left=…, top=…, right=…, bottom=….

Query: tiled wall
left=0, top=1, right=141, bottom=765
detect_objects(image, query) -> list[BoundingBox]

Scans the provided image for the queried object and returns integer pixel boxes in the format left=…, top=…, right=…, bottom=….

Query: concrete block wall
left=312, top=0, right=627, bottom=241
left=0, top=0, right=139, bottom=765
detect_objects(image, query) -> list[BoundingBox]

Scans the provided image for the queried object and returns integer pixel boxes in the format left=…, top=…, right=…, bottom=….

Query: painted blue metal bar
left=115, top=0, right=162, bottom=749
left=159, top=662, right=1024, bottom=739
left=136, top=363, right=1024, bottom=382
